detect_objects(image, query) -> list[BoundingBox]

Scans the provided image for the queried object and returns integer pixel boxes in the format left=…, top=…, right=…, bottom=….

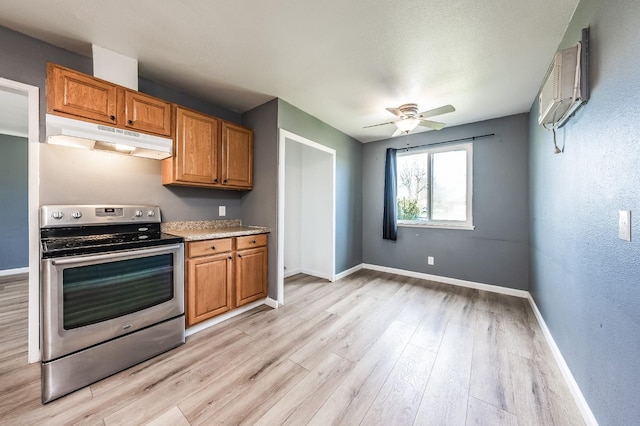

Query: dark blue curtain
left=383, top=148, right=398, bottom=240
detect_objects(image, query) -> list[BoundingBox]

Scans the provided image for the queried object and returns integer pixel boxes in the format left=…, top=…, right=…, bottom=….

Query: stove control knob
left=135, top=210, right=143, bottom=218
left=147, top=210, right=156, bottom=217
left=51, top=211, right=64, bottom=220
left=71, top=211, right=83, bottom=219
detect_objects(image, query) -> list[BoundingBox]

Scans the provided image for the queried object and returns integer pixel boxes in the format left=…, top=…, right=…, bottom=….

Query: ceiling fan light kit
left=365, top=103, right=456, bottom=137
left=395, top=117, right=421, bottom=133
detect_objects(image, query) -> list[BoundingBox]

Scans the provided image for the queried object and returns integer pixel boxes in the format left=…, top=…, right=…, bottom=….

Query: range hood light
left=47, top=135, right=95, bottom=150
left=46, top=114, right=173, bottom=160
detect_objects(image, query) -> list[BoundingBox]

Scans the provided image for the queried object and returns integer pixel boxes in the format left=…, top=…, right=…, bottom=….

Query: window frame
left=396, top=142, right=474, bottom=230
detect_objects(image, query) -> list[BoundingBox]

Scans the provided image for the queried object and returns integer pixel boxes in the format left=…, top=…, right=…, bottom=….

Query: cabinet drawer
left=188, top=238, right=233, bottom=258
left=236, top=234, right=267, bottom=250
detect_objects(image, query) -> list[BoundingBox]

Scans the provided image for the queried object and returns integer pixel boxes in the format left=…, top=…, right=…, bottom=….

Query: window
left=396, top=142, right=473, bottom=229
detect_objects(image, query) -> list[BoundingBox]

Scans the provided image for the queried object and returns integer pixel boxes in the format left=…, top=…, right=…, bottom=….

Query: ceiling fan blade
left=363, top=120, right=395, bottom=129
left=419, top=120, right=447, bottom=130
left=418, top=104, right=455, bottom=119
left=391, top=128, right=404, bottom=137
left=385, top=107, right=404, bottom=118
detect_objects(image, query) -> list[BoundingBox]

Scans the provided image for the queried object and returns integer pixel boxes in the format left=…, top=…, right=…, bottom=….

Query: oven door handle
left=49, top=244, right=184, bottom=265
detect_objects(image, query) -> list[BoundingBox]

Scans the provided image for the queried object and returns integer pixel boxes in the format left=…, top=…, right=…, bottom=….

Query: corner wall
left=528, top=0, right=640, bottom=424
left=277, top=99, right=363, bottom=274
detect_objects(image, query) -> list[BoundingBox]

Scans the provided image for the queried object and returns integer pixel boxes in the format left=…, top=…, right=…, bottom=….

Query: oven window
left=62, top=254, right=174, bottom=329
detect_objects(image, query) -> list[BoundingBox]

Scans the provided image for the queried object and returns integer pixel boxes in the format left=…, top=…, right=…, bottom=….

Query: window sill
left=398, top=222, right=475, bottom=231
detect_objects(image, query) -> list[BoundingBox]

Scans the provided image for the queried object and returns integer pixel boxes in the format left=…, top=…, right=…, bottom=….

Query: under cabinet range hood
left=45, top=114, right=173, bottom=160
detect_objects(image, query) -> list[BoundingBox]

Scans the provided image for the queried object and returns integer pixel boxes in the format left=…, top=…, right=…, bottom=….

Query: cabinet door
left=175, top=107, right=220, bottom=184
left=187, top=254, right=233, bottom=326
left=235, top=246, right=267, bottom=307
left=47, top=63, right=118, bottom=125
left=124, top=90, right=172, bottom=136
left=221, top=122, right=253, bottom=189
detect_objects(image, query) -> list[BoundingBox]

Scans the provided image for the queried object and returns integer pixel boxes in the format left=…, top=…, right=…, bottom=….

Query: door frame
left=277, top=129, right=336, bottom=306
left=0, top=78, right=40, bottom=363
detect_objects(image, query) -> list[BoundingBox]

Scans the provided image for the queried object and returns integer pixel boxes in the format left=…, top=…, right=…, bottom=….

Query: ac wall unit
left=538, top=28, right=590, bottom=127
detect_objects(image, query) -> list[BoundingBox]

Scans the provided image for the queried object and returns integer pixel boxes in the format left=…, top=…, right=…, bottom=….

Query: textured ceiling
left=0, top=0, right=579, bottom=142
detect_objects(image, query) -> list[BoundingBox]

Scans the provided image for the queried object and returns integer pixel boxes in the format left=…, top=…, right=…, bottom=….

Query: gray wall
left=363, top=114, right=530, bottom=290
left=529, top=0, right=640, bottom=424
left=0, top=24, right=245, bottom=222
left=0, top=135, right=28, bottom=269
left=240, top=99, right=279, bottom=298
left=277, top=99, right=363, bottom=274
left=240, top=98, right=363, bottom=298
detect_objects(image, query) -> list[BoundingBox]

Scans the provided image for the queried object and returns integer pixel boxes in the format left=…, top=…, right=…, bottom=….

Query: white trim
left=300, top=268, right=334, bottom=282
left=264, top=297, right=279, bottom=309
left=0, top=267, right=29, bottom=277
left=185, top=298, right=269, bottom=337
left=277, top=129, right=337, bottom=307
left=0, top=78, right=40, bottom=363
left=362, top=263, right=529, bottom=298
left=283, top=268, right=302, bottom=278
left=334, top=263, right=363, bottom=281
left=0, top=129, right=29, bottom=138
left=398, top=223, right=476, bottom=231
left=527, top=295, right=599, bottom=426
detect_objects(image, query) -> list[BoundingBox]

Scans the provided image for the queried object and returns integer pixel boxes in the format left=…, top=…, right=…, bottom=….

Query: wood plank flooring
left=0, top=270, right=585, bottom=425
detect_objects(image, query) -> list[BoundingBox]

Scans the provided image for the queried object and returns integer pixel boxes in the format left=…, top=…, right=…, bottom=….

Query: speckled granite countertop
left=161, top=219, right=270, bottom=242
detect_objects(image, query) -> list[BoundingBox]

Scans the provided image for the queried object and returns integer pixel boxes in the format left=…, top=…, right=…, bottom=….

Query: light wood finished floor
left=0, top=270, right=585, bottom=425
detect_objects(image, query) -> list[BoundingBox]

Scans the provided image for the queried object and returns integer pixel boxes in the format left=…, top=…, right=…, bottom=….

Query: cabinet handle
left=228, top=256, right=232, bottom=260
left=238, top=254, right=242, bottom=258
left=214, top=178, right=218, bottom=183
left=210, top=245, right=215, bottom=250
left=109, top=115, right=115, bottom=121
left=251, top=240, right=256, bottom=244
left=223, top=179, right=228, bottom=183
left=128, top=119, right=133, bottom=125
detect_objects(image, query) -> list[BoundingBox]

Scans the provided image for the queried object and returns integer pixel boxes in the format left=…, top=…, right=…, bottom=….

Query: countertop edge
left=164, top=227, right=270, bottom=242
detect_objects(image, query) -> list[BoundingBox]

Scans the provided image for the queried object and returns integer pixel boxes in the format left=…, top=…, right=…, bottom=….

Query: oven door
left=41, top=243, right=184, bottom=362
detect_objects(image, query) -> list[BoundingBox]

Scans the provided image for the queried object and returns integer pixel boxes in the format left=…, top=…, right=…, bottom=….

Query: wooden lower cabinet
left=235, top=246, right=268, bottom=307
left=186, top=253, right=233, bottom=327
left=185, top=234, right=268, bottom=327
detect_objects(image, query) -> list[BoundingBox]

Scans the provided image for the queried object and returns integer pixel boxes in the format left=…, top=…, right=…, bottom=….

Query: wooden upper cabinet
left=172, top=107, right=220, bottom=185
left=222, top=122, right=254, bottom=189
left=124, top=90, right=171, bottom=136
left=163, top=108, right=254, bottom=190
left=47, top=63, right=117, bottom=125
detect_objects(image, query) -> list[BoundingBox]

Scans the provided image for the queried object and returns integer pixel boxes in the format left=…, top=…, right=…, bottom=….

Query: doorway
left=277, top=129, right=336, bottom=306
left=0, top=78, right=40, bottom=363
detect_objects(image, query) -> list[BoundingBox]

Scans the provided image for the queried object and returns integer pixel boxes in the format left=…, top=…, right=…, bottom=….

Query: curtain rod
left=399, top=133, right=495, bottom=151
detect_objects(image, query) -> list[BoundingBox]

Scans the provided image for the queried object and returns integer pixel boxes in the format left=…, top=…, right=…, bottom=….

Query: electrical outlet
left=428, top=256, right=434, bottom=266
left=219, top=206, right=226, bottom=217
left=619, top=210, right=631, bottom=241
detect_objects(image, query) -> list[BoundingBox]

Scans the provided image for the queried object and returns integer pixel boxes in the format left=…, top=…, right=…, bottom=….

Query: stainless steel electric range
left=40, top=205, right=185, bottom=403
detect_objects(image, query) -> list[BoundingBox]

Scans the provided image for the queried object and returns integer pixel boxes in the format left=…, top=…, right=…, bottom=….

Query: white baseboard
left=527, top=295, right=599, bottom=426
left=362, top=263, right=529, bottom=298
left=283, top=268, right=302, bottom=278
left=264, top=297, right=279, bottom=309
left=0, top=267, right=29, bottom=277
left=185, top=298, right=268, bottom=337
left=334, top=263, right=363, bottom=281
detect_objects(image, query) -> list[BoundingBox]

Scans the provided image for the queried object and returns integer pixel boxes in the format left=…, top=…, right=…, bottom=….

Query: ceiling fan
left=364, top=103, right=456, bottom=137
